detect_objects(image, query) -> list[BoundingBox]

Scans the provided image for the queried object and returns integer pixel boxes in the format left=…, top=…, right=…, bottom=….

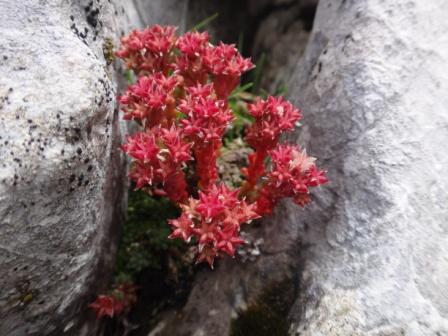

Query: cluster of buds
left=168, top=184, right=259, bottom=267
left=175, top=31, right=210, bottom=86
left=179, top=84, right=233, bottom=189
left=255, top=145, right=328, bottom=215
left=115, top=25, right=177, bottom=74
left=122, top=126, right=192, bottom=203
left=118, top=73, right=181, bottom=127
left=202, top=42, right=255, bottom=98
left=116, top=25, right=328, bottom=267
left=89, top=283, right=137, bottom=319
left=241, top=96, right=302, bottom=195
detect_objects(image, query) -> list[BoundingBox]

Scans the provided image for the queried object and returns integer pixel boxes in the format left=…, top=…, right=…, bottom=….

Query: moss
left=106, top=188, right=195, bottom=335
left=102, top=38, right=115, bottom=65
left=114, top=188, right=181, bottom=281
left=230, top=279, right=296, bottom=336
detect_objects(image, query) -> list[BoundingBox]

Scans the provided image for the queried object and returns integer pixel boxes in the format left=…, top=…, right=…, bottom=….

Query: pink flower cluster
left=89, top=283, right=137, bottom=319
left=256, top=145, right=328, bottom=215
left=122, top=126, right=191, bottom=203
left=115, top=25, right=177, bottom=74
left=179, top=84, right=233, bottom=189
left=119, top=73, right=181, bottom=126
left=116, top=25, right=328, bottom=267
left=169, top=184, right=259, bottom=266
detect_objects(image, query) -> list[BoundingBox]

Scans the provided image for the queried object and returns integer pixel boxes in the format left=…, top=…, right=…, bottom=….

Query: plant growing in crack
left=90, top=24, right=327, bottom=320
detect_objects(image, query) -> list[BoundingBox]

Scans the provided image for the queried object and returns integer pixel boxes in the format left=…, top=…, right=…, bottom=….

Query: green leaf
left=124, top=69, right=135, bottom=84
left=229, top=82, right=254, bottom=98
left=259, top=88, right=269, bottom=99
left=176, top=112, right=187, bottom=120
left=190, top=13, right=219, bottom=31
left=252, top=53, right=266, bottom=94
left=274, top=82, right=288, bottom=96
left=233, top=106, right=254, bottom=123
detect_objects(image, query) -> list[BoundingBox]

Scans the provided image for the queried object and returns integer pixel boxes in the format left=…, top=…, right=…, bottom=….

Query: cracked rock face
left=250, top=0, right=318, bottom=93
left=0, top=1, right=129, bottom=334
left=287, top=0, right=448, bottom=335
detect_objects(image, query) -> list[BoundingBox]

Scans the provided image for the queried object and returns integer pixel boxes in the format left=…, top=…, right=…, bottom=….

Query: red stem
left=240, top=147, right=268, bottom=198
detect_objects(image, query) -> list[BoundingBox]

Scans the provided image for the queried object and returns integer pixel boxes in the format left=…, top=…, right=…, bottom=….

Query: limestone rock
left=0, top=1, right=129, bottom=334
left=251, top=0, right=318, bottom=93
left=122, top=0, right=189, bottom=34
left=287, top=0, right=448, bottom=335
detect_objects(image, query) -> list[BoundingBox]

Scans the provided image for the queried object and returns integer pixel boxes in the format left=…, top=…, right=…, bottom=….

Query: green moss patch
left=230, top=279, right=296, bottom=336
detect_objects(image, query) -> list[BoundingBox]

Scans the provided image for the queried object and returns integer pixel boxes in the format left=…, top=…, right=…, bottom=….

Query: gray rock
left=287, top=0, right=448, bottom=335
left=124, top=0, right=189, bottom=34
left=250, top=0, right=317, bottom=93
left=0, top=0, right=130, bottom=334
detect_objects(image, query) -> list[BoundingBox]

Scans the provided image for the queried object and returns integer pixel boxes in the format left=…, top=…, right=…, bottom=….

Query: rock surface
left=250, top=0, right=317, bottom=93
left=121, top=0, right=189, bottom=34
left=287, top=0, right=448, bottom=335
left=0, top=1, right=129, bottom=334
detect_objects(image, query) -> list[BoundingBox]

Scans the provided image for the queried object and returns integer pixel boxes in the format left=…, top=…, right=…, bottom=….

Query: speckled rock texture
left=0, top=0, right=153, bottom=334
left=287, top=0, right=448, bottom=335
left=148, top=0, right=448, bottom=335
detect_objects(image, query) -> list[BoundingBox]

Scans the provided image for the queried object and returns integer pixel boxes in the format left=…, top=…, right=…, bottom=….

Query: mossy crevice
left=230, top=278, right=296, bottom=336
left=104, top=188, right=195, bottom=335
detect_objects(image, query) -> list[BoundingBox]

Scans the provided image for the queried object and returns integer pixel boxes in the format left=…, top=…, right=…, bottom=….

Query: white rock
left=0, top=0, right=130, bottom=334
left=287, top=0, right=448, bottom=335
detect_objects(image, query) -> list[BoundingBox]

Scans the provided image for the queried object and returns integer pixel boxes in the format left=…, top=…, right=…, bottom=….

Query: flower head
left=115, top=25, right=177, bottom=73
left=89, top=295, right=123, bottom=319
left=255, top=144, right=328, bottom=215
left=177, top=31, right=209, bottom=57
left=202, top=42, right=254, bottom=98
left=90, top=284, right=137, bottom=320
left=168, top=184, right=259, bottom=266
left=122, top=126, right=191, bottom=202
left=179, top=84, right=233, bottom=143
left=246, top=96, right=301, bottom=150
left=119, top=72, right=181, bottom=126
left=142, top=25, right=177, bottom=54
left=159, top=126, right=193, bottom=164
left=121, top=132, right=159, bottom=163
left=203, top=42, right=254, bottom=77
